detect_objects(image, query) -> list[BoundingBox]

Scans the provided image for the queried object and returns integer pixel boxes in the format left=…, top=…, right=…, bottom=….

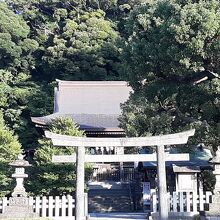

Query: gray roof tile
left=31, top=113, right=123, bottom=131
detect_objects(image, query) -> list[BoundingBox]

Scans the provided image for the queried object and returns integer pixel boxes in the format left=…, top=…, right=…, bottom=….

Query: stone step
left=88, top=212, right=148, bottom=220
left=88, top=188, right=132, bottom=212
left=89, top=199, right=132, bottom=212
left=89, top=200, right=131, bottom=206
left=89, top=189, right=130, bottom=196
left=88, top=181, right=134, bottom=213
left=90, top=199, right=131, bottom=203
left=88, top=181, right=129, bottom=190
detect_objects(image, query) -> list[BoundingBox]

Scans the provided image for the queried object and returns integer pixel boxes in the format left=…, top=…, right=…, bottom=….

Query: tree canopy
left=122, top=0, right=220, bottom=85
left=0, top=112, right=22, bottom=197
left=120, top=0, right=220, bottom=151
left=6, top=0, right=124, bottom=81
left=0, top=3, right=38, bottom=74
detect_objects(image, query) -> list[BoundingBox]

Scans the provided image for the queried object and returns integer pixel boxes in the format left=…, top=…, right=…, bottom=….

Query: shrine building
left=31, top=80, right=132, bottom=138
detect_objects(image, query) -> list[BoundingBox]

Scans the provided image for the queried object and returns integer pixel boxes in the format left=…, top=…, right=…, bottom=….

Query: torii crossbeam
left=45, top=129, right=195, bottom=220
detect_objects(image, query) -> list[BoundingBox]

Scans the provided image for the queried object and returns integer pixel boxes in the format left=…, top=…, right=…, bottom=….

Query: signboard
left=52, top=155, right=76, bottom=163
left=143, top=182, right=151, bottom=205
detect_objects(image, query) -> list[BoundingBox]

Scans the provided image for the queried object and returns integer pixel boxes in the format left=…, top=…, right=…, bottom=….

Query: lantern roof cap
left=210, top=147, right=220, bottom=164
left=10, top=154, right=31, bottom=167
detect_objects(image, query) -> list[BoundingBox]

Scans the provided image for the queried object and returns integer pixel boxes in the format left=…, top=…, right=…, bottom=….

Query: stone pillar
left=157, top=145, right=168, bottom=220
left=9, top=155, right=31, bottom=197
left=209, top=147, right=220, bottom=216
left=212, top=147, right=220, bottom=194
left=200, top=147, right=220, bottom=219
left=115, top=146, right=124, bottom=182
left=76, top=146, right=85, bottom=220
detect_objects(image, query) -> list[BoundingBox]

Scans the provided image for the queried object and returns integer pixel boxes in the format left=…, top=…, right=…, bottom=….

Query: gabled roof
left=31, top=80, right=132, bottom=132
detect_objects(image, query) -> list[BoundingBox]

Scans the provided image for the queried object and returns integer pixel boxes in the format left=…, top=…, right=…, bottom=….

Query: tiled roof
left=32, top=80, right=132, bottom=131
left=31, top=113, right=123, bottom=131
left=173, top=165, right=200, bottom=173
left=142, top=147, right=212, bottom=168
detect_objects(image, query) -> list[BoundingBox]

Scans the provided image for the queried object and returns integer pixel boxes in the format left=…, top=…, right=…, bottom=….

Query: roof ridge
left=56, top=79, right=130, bottom=86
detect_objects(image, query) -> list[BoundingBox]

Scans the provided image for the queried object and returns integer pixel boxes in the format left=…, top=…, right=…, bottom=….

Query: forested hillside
left=0, top=0, right=219, bottom=195
left=0, top=0, right=130, bottom=152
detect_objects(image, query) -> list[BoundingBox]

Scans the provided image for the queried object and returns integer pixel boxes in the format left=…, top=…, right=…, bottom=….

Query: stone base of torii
left=45, top=129, right=195, bottom=220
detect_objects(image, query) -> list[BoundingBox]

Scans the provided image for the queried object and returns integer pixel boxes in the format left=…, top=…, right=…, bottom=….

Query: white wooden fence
left=152, top=191, right=212, bottom=213
left=0, top=191, right=213, bottom=217
left=0, top=194, right=88, bottom=218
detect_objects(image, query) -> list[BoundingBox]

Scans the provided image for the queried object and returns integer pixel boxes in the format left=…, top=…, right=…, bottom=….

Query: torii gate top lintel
left=45, top=129, right=195, bottom=147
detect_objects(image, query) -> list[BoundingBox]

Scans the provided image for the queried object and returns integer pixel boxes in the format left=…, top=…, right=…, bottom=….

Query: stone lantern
left=0, top=154, right=39, bottom=219
left=210, top=146, right=220, bottom=194
left=10, top=154, right=31, bottom=197
left=201, top=147, right=220, bottom=219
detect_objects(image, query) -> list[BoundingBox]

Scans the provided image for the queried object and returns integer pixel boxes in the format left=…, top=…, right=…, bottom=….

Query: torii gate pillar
left=76, top=146, right=85, bottom=220
left=157, top=145, right=168, bottom=220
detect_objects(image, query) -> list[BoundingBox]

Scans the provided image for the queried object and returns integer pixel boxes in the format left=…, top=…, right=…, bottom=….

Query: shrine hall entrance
left=88, top=163, right=143, bottom=213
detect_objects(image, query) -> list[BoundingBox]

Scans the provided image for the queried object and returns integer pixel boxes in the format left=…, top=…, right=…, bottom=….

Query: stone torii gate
left=45, top=129, right=195, bottom=220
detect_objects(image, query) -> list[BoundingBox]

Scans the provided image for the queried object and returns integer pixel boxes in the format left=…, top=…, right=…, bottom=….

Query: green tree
left=7, top=0, right=122, bottom=81
left=120, top=0, right=220, bottom=151
left=0, top=69, right=53, bottom=150
left=26, top=117, right=91, bottom=196
left=42, top=9, right=121, bottom=81
left=0, top=112, right=22, bottom=197
left=0, top=3, right=38, bottom=74
left=0, top=3, right=50, bottom=151
left=200, top=170, right=216, bottom=192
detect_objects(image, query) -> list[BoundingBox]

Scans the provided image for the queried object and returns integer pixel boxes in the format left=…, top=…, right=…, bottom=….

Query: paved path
left=88, top=212, right=149, bottom=220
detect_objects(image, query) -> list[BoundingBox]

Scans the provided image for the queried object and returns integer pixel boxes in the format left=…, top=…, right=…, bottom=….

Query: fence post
left=186, top=192, right=191, bottom=212
left=84, top=193, right=88, bottom=217
left=192, top=192, right=197, bottom=213
left=48, top=196, right=53, bottom=217
left=55, top=196, right=60, bottom=217
left=35, top=196, right=40, bottom=216
left=61, top=195, right=66, bottom=217
left=152, top=193, right=157, bottom=212
left=199, top=189, right=204, bottom=211
left=2, top=197, right=8, bottom=213
left=179, top=192, right=184, bottom=212
left=172, top=192, right=177, bottom=212
left=206, top=191, right=212, bottom=203
left=42, top=196, right=47, bottom=217
left=67, top=195, right=73, bottom=217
